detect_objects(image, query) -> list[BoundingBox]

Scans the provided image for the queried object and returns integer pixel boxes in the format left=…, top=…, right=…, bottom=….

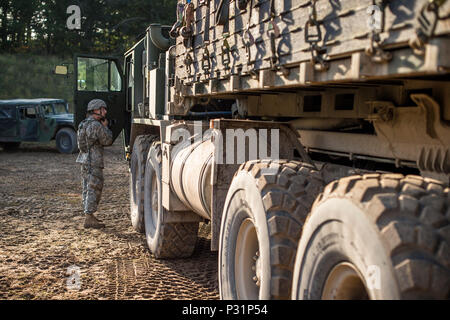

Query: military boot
left=84, top=214, right=106, bottom=229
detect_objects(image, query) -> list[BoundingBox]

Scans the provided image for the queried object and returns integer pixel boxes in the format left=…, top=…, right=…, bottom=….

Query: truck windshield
left=54, top=103, right=68, bottom=114
left=77, top=57, right=109, bottom=92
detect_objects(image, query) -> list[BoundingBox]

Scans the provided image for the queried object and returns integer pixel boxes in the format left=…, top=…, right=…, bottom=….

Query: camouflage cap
left=87, top=99, right=107, bottom=112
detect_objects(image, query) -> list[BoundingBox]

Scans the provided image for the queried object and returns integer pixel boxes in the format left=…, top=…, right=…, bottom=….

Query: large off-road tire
left=129, top=135, right=157, bottom=233
left=219, top=160, right=324, bottom=300
left=0, top=142, right=21, bottom=151
left=292, top=174, right=450, bottom=300
left=143, top=141, right=199, bottom=258
left=56, top=127, right=78, bottom=154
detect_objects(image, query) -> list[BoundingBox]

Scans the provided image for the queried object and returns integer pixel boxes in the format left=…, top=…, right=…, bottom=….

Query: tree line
left=0, top=0, right=177, bottom=57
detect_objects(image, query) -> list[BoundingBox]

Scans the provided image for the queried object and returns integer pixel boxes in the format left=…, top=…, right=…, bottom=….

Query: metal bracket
left=410, top=0, right=449, bottom=56
left=366, top=101, right=395, bottom=123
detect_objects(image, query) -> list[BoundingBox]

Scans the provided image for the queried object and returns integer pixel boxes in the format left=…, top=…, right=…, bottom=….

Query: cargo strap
left=365, top=0, right=392, bottom=63
left=243, top=0, right=256, bottom=70
left=238, top=0, right=249, bottom=11
left=409, top=0, right=449, bottom=56
left=216, top=0, right=229, bottom=25
left=305, top=0, right=329, bottom=71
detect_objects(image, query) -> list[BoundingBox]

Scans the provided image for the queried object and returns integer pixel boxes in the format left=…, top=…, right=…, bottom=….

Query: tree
left=0, top=0, right=10, bottom=50
left=0, top=0, right=178, bottom=56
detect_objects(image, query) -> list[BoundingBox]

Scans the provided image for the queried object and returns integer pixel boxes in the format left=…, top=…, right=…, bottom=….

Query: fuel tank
left=170, top=134, right=214, bottom=219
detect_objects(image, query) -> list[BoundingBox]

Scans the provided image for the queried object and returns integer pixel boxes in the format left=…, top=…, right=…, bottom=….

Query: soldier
left=76, top=99, right=113, bottom=229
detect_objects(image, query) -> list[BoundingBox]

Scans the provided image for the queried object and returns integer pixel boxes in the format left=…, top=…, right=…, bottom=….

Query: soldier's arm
left=96, top=122, right=114, bottom=146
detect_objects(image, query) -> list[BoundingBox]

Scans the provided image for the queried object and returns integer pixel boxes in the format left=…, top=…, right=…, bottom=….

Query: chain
left=169, top=2, right=187, bottom=39
left=185, top=52, right=193, bottom=75
left=201, top=2, right=211, bottom=78
left=169, top=1, right=195, bottom=49
left=305, top=0, right=329, bottom=71
left=221, top=33, right=231, bottom=70
left=267, top=0, right=281, bottom=71
left=180, top=2, right=195, bottom=44
left=201, top=42, right=211, bottom=75
left=243, top=0, right=255, bottom=70
left=409, top=0, right=449, bottom=56
left=365, top=0, right=392, bottom=63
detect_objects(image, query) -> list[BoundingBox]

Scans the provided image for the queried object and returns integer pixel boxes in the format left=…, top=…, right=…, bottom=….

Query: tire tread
left=314, top=173, right=450, bottom=299
left=147, top=141, right=199, bottom=259
left=240, top=159, right=324, bottom=299
left=130, top=135, right=157, bottom=233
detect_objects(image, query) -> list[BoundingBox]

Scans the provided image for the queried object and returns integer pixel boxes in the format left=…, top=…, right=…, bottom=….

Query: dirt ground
left=0, top=139, right=219, bottom=300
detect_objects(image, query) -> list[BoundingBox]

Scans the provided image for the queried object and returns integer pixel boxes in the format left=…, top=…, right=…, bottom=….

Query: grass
left=0, top=54, right=75, bottom=112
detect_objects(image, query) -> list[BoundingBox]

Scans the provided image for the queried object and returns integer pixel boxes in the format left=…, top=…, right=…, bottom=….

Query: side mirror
left=54, top=65, right=68, bottom=75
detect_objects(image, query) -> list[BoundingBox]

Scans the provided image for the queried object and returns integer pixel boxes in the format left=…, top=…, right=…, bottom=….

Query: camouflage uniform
left=76, top=115, right=113, bottom=215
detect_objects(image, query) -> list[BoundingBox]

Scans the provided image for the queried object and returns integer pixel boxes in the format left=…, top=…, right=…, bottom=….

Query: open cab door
left=74, top=55, right=126, bottom=142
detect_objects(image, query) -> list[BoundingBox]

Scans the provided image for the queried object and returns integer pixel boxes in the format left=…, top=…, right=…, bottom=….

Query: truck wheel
left=219, top=160, right=324, bottom=300
left=292, top=174, right=450, bottom=300
left=0, top=142, right=21, bottom=151
left=143, top=141, right=199, bottom=258
left=129, top=135, right=156, bottom=233
left=55, top=128, right=77, bottom=154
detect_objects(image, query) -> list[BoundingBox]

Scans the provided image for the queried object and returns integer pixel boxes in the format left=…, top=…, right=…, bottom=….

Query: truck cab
left=70, top=25, right=171, bottom=158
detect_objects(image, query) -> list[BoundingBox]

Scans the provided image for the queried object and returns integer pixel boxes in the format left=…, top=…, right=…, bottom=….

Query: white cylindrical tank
left=170, top=135, right=214, bottom=219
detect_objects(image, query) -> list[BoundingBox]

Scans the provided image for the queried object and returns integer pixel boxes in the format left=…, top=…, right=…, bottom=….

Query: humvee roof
left=0, top=99, right=66, bottom=106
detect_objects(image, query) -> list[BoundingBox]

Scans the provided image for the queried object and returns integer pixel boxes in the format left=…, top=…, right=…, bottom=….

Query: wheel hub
left=322, top=262, right=369, bottom=300
left=234, top=218, right=260, bottom=299
left=252, top=251, right=261, bottom=287
left=61, top=135, right=70, bottom=148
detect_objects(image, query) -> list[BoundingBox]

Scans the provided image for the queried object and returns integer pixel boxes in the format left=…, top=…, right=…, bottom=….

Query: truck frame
left=72, top=0, right=450, bottom=300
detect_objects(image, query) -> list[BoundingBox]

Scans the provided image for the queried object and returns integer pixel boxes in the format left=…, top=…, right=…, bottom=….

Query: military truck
left=68, top=0, right=450, bottom=299
left=0, top=99, right=78, bottom=154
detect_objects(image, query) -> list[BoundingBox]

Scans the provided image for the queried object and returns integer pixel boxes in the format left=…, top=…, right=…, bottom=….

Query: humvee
left=0, top=99, right=78, bottom=154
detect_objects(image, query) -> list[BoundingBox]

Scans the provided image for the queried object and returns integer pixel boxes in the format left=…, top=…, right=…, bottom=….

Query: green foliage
left=0, top=0, right=179, bottom=106
left=0, top=0, right=178, bottom=56
left=0, top=54, right=75, bottom=111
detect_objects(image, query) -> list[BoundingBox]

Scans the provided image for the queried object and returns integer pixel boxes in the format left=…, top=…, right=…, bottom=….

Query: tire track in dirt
left=0, top=140, right=219, bottom=300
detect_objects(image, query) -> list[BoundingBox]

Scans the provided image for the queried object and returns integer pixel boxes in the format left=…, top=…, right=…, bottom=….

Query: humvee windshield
left=40, top=102, right=68, bottom=115
left=54, top=102, right=68, bottom=114
left=41, top=104, right=53, bottom=115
